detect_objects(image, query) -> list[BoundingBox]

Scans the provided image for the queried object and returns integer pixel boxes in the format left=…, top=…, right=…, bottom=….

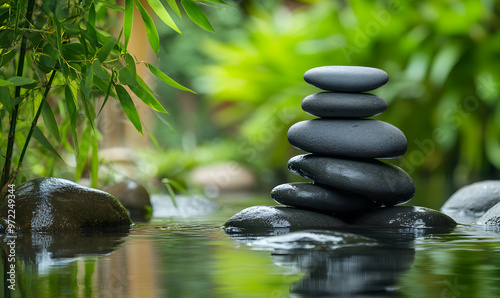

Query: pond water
left=1, top=195, right=500, bottom=297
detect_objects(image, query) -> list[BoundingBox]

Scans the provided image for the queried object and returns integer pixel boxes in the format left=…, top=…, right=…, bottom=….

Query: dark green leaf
left=42, top=102, right=61, bottom=143
left=124, top=0, right=134, bottom=49
left=65, top=84, right=79, bottom=154
left=86, top=3, right=99, bottom=48
left=146, top=0, right=182, bottom=34
left=125, top=54, right=136, bottom=76
left=82, top=62, right=93, bottom=100
left=92, top=59, right=109, bottom=81
left=166, top=0, right=181, bottom=16
left=97, top=40, right=115, bottom=62
left=129, top=84, right=169, bottom=114
left=0, top=86, right=11, bottom=113
left=79, top=88, right=95, bottom=130
left=115, top=84, right=143, bottom=134
left=147, top=63, right=196, bottom=93
left=96, top=0, right=125, bottom=12
left=97, top=73, right=114, bottom=116
left=181, top=0, right=214, bottom=32
left=7, top=76, right=38, bottom=86
left=135, top=0, right=160, bottom=56
left=93, top=75, right=117, bottom=98
left=118, top=66, right=139, bottom=86
left=33, top=127, right=63, bottom=161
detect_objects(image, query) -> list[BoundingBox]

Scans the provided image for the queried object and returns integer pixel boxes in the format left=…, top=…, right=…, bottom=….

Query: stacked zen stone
left=271, top=66, right=415, bottom=221
left=224, top=66, right=457, bottom=234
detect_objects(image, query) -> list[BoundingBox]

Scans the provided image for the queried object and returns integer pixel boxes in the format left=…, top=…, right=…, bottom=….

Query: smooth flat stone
left=354, top=206, right=457, bottom=230
left=223, top=205, right=346, bottom=234
left=302, top=92, right=387, bottom=118
left=288, top=154, right=415, bottom=205
left=441, top=180, right=500, bottom=217
left=271, top=183, right=378, bottom=216
left=304, top=66, right=389, bottom=92
left=477, top=202, right=500, bottom=226
left=287, top=119, right=407, bottom=158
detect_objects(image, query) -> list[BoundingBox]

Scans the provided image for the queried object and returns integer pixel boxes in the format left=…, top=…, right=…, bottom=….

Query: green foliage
left=158, top=0, right=499, bottom=205
left=0, top=0, right=226, bottom=190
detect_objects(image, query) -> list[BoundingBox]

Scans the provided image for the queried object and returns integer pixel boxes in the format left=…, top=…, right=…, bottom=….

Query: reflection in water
left=238, top=230, right=416, bottom=297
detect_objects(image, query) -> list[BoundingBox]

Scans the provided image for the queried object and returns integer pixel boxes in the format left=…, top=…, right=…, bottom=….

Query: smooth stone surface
left=302, top=92, right=387, bottom=118
left=288, top=154, right=415, bottom=205
left=477, top=202, right=500, bottom=226
left=441, top=180, right=500, bottom=217
left=223, top=205, right=346, bottom=234
left=103, top=180, right=151, bottom=216
left=271, top=183, right=378, bottom=216
left=355, top=206, right=457, bottom=229
left=0, top=178, right=131, bottom=232
left=288, top=119, right=407, bottom=158
left=304, top=66, right=389, bottom=92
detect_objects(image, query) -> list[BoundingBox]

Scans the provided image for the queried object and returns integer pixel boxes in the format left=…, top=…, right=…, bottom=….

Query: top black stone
left=304, top=66, right=389, bottom=92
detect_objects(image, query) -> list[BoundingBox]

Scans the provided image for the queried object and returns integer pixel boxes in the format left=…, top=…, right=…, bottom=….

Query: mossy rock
left=103, top=180, right=152, bottom=218
left=0, top=178, right=132, bottom=232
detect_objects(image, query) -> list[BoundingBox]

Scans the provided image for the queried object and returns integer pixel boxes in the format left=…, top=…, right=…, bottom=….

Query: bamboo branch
left=1, top=0, right=36, bottom=190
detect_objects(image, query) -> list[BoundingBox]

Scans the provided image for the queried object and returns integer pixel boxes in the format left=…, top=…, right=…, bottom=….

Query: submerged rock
left=441, top=180, right=500, bottom=217
left=477, top=202, right=500, bottom=226
left=355, top=206, right=457, bottom=230
left=0, top=178, right=131, bottom=232
left=223, top=205, right=346, bottom=234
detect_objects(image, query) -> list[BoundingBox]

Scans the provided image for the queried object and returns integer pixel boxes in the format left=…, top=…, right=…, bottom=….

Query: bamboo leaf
left=0, top=79, right=12, bottom=86
left=97, top=40, right=115, bottom=62
left=135, top=0, right=160, bottom=56
left=91, top=132, right=98, bottom=188
left=166, top=0, right=181, bottom=17
left=124, top=0, right=134, bottom=49
left=75, top=125, right=92, bottom=181
left=181, top=0, right=214, bottom=32
left=136, top=73, right=156, bottom=95
left=146, top=0, right=182, bottom=34
left=129, top=84, right=168, bottom=114
left=42, top=102, right=61, bottom=143
left=199, top=0, right=227, bottom=4
left=7, top=76, right=38, bottom=86
left=33, top=127, right=63, bottom=161
left=65, top=84, right=79, bottom=154
left=79, top=88, right=95, bottom=130
left=96, top=0, right=125, bottom=12
left=118, top=66, right=139, bottom=86
left=125, top=54, right=136, bottom=76
left=146, top=63, right=196, bottom=93
left=0, top=86, right=11, bottom=113
left=82, top=61, right=93, bottom=100
left=115, top=84, right=143, bottom=134
left=92, top=59, right=109, bottom=81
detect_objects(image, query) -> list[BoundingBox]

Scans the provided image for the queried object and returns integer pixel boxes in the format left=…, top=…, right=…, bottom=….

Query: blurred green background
left=15, top=0, right=500, bottom=209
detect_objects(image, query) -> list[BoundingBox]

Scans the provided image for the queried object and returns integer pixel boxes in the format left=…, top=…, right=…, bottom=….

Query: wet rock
left=477, top=202, right=500, bottom=226
left=0, top=178, right=131, bottom=232
left=223, top=205, right=346, bottom=234
left=287, top=119, right=407, bottom=158
left=355, top=206, right=457, bottom=229
left=304, top=66, right=389, bottom=92
left=301, top=92, right=387, bottom=118
left=271, top=183, right=378, bottom=216
left=441, top=180, right=500, bottom=217
left=288, top=154, right=415, bottom=206
left=103, top=180, right=151, bottom=217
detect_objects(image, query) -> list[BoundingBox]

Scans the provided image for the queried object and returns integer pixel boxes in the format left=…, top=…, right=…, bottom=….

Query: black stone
left=0, top=178, right=132, bottom=232
left=271, top=183, right=378, bottom=216
left=287, top=119, right=407, bottom=159
left=477, top=202, right=500, bottom=226
left=354, top=206, right=457, bottom=229
left=223, top=205, right=346, bottom=234
left=304, top=66, right=389, bottom=92
left=302, top=92, right=387, bottom=118
left=441, top=180, right=500, bottom=216
left=288, top=154, right=415, bottom=205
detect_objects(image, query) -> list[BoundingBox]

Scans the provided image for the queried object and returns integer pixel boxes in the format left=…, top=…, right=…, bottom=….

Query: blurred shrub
left=178, top=0, right=500, bottom=206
